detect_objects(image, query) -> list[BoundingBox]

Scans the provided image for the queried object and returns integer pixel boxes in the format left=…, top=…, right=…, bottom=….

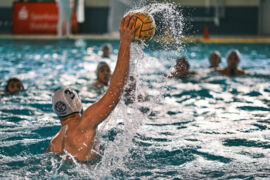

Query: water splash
left=130, top=3, right=185, bottom=45
left=88, top=3, right=186, bottom=177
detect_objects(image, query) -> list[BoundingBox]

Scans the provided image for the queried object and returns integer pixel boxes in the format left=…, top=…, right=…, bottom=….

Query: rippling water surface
left=0, top=39, right=270, bottom=179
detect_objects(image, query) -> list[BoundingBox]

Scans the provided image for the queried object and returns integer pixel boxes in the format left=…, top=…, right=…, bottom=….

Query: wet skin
left=103, top=47, right=110, bottom=58
left=95, top=65, right=111, bottom=86
left=6, top=80, right=24, bottom=94
left=209, top=52, right=221, bottom=68
left=217, top=51, right=247, bottom=76
left=171, top=59, right=196, bottom=78
left=47, top=15, right=140, bottom=162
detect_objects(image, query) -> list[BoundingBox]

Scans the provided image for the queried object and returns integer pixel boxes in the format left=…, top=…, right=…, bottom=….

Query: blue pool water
left=0, top=39, right=270, bottom=179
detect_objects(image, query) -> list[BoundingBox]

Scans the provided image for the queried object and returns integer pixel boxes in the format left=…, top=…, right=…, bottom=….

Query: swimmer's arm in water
left=237, top=68, right=249, bottom=75
left=189, top=71, right=197, bottom=75
left=209, top=67, right=221, bottom=73
left=79, top=16, right=140, bottom=130
left=216, top=68, right=227, bottom=75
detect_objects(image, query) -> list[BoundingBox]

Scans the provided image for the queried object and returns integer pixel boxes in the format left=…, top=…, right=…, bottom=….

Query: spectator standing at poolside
left=57, top=0, right=74, bottom=38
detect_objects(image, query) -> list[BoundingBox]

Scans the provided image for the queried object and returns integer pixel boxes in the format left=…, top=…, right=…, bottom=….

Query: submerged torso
left=218, top=67, right=246, bottom=76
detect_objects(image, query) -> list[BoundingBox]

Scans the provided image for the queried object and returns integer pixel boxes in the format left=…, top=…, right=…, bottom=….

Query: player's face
left=7, top=81, right=23, bottom=93
left=210, top=54, right=221, bottom=67
left=103, top=47, right=110, bottom=57
left=176, top=61, right=189, bottom=73
left=227, top=53, right=239, bottom=68
left=98, top=66, right=111, bottom=85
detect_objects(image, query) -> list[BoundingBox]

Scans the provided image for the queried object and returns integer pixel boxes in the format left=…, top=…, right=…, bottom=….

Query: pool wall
left=0, top=0, right=261, bottom=35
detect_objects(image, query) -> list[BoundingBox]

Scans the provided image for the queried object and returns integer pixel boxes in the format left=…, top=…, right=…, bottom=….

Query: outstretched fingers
left=120, top=16, right=126, bottom=28
left=128, top=16, right=136, bottom=29
left=132, top=24, right=141, bottom=33
left=124, top=15, right=131, bottom=28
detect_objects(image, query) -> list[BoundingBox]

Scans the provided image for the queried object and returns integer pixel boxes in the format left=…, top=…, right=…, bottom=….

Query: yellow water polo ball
left=125, top=11, right=156, bottom=42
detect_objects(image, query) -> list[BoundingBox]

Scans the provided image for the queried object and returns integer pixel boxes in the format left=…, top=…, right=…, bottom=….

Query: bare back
left=47, top=115, right=99, bottom=162
left=47, top=15, right=139, bottom=162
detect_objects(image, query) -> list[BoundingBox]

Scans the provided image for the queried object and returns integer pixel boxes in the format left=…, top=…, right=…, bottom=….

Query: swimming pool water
left=0, top=39, right=270, bottom=179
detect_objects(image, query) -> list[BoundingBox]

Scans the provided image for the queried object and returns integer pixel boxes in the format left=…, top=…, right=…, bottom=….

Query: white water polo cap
left=52, top=88, right=83, bottom=117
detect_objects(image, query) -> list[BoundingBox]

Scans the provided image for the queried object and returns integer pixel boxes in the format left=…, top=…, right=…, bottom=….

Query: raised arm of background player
left=79, top=15, right=140, bottom=130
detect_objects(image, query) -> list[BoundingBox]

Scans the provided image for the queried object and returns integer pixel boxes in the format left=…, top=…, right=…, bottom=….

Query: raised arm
left=80, top=15, right=139, bottom=130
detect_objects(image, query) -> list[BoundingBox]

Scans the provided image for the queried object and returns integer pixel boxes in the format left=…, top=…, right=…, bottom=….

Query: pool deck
left=0, top=34, right=270, bottom=43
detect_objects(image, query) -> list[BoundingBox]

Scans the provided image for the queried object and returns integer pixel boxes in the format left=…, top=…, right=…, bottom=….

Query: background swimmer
left=102, top=44, right=112, bottom=58
left=93, top=61, right=111, bottom=88
left=170, top=57, right=196, bottom=78
left=5, top=78, right=24, bottom=95
left=209, top=51, right=221, bottom=70
left=47, top=15, right=140, bottom=162
left=217, top=50, right=248, bottom=76
left=87, top=61, right=111, bottom=95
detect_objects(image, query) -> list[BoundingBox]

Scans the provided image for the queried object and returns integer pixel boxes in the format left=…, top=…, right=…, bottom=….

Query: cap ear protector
left=52, top=87, right=83, bottom=117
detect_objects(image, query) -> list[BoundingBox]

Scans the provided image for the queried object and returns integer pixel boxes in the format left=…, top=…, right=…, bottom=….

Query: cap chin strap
left=80, top=108, right=84, bottom=115
left=59, top=111, right=82, bottom=119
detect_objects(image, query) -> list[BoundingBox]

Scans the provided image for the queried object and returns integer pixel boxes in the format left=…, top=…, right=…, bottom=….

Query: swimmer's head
left=96, top=61, right=111, bottom=86
left=209, top=51, right=221, bottom=68
left=175, top=57, right=190, bottom=73
left=5, top=78, right=24, bottom=94
left=52, top=87, right=83, bottom=118
left=102, top=44, right=112, bottom=58
left=227, top=50, right=241, bottom=68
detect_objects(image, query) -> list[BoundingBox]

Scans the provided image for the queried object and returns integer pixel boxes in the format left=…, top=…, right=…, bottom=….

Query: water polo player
left=5, top=77, right=24, bottom=95
left=170, top=57, right=197, bottom=78
left=217, top=50, right=248, bottom=76
left=102, top=44, right=112, bottom=58
left=46, top=15, right=140, bottom=162
left=93, top=61, right=111, bottom=87
left=209, top=51, right=221, bottom=69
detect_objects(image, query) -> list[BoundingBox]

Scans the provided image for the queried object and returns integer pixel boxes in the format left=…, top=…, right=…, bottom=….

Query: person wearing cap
left=93, top=61, right=111, bottom=88
left=5, top=78, right=24, bottom=95
left=217, top=50, right=247, bottom=76
left=209, top=51, right=221, bottom=70
left=102, top=44, right=112, bottom=58
left=47, top=15, right=140, bottom=162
